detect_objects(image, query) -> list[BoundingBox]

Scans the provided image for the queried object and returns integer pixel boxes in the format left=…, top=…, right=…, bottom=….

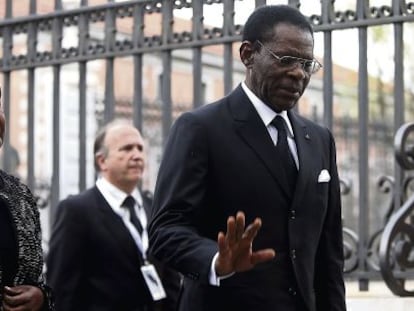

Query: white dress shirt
left=96, top=177, right=149, bottom=259
left=241, top=82, right=299, bottom=169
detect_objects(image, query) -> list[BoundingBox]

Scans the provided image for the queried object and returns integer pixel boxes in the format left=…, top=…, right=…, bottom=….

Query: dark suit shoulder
left=56, top=187, right=102, bottom=217
left=291, top=112, right=332, bottom=139
left=179, top=100, right=222, bottom=122
left=182, top=85, right=242, bottom=121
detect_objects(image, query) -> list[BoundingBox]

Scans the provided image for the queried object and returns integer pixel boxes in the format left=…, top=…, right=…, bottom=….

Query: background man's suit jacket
left=47, top=186, right=180, bottom=311
left=149, top=85, right=346, bottom=311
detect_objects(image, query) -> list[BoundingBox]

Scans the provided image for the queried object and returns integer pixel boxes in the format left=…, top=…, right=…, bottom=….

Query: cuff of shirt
left=208, top=252, right=235, bottom=286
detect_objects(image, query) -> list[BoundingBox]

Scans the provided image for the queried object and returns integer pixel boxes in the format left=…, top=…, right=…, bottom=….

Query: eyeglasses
left=256, top=40, right=322, bottom=75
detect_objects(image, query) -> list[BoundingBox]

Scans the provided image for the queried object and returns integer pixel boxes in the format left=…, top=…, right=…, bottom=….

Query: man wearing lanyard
left=47, top=119, right=180, bottom=311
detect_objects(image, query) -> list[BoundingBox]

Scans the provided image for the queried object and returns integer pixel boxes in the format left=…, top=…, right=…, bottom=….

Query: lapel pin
left=305, top=133, right=310, bottom=140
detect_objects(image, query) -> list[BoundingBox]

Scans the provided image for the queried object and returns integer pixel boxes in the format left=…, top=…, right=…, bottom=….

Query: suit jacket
left=148, top=85, right=346, bottom=311
left=47, top=186, right=180, bottom=311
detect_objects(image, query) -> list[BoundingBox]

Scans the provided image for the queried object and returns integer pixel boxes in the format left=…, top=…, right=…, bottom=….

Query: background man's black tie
left=122, top=196, right=143, bottom=235
left=272, top=115, right=298, bottom=192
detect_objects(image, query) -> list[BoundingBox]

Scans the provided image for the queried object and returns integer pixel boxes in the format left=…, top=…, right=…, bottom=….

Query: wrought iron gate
left=0, top=0, right=414, bottom=296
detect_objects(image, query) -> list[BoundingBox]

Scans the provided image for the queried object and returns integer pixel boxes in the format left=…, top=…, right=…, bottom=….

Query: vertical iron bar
left=29, top=0, right=36, bottom=13
left=132, top=4, right=144, bottom=131
left=27, top=0, right=37, bottom=190
left=79, top=62, right=87, bottom=191
left=287, top=0, right=301, bottom=9
left=133, top=55, right=143, bottom=130
left=161, top=0, right=173, bottom=146
left=357, top=0, right=369, bottom=292
left=5, top=0, right=11, bottom=18
left=104, top=5, right=116, bottom=123
left=2, top=74, right=10, bottom=172
left=50, top=0, right=63, bottom=226
left=321, top=1, right=333, bottom=130
left=27, top=72, right=35, bottom=189
left=192, top=0, right=203, bottom=108
left=223, top=46, right=233, bottom=95
left=255, top=0, right=266, bottom=7
left=78, top=0, right=89, bottom=191
left=104, top=59, right=115, bottom=123
left=392, top=0, right=405, bottom=210
left=2, top=0, right=12, bottom=172
left=223, top=0, right=234, bottom=95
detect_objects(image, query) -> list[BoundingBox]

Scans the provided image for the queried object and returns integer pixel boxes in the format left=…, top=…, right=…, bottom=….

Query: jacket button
left=291, top=249, right=297, bottom=260
left=290, top=210, right=296, bottom=219
left=288, top=287, right=297, bottom=296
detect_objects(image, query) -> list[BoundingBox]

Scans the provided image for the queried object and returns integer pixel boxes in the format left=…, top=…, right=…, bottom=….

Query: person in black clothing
left=0, top=86, right=54, bottom=311
left=148, top=5, right=346, bottom=311
left=47, top=119, right=180, bottom=311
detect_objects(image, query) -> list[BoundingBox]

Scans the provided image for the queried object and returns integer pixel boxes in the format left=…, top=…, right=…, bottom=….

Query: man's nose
left=131, top=147, right=143, bottom=157
left=288, top=63, right=306, bottom=79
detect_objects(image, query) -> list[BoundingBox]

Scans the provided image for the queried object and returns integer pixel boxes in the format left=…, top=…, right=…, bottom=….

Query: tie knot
left=271, top=115, right=287, bottom=133
left=122, top=196, right=136, bottom=210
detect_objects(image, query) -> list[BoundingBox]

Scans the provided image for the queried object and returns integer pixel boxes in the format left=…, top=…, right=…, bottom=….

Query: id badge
left=140, top=263, right=167, bottom=301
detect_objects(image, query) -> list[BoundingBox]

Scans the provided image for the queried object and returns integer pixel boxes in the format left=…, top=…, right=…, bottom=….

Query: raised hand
left=215, top=211, right=276, bottom=277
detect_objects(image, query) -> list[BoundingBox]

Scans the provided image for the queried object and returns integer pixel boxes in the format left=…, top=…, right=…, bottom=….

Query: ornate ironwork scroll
left=379, top=122, right=414, bottom=296
left=340, top=177, right=359, bottom=273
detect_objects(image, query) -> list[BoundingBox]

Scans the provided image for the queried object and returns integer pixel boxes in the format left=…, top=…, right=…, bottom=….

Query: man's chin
left=269, top=101, right=297, bottom=112
left=127, top=174, right=141, bottom=185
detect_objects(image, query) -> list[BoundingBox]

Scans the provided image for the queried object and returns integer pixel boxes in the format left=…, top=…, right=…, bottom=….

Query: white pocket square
left=317, top=169, right=330, bottom=183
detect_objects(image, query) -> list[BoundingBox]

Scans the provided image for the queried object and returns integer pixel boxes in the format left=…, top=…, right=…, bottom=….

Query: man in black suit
left=148, top=5, right=346, bottom=311
left=47, top=120, right=180, bottom=311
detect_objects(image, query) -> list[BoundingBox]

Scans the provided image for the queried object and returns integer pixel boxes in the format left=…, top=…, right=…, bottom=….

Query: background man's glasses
left=256, top=40, right=322, bottom=75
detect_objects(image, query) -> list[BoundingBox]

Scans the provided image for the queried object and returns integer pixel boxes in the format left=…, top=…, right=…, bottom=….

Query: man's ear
left=240, top=40, right=254, bottom=67
left=95, top=152, right=106, bottom=171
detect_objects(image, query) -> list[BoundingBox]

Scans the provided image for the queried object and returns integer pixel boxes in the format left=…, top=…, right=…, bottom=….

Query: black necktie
left=122, top=196, right=143, bottom=235
left=271, top=116, right=298, bottom=191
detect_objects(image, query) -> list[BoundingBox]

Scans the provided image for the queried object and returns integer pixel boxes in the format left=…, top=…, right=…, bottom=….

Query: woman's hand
left=2, top=285, right=44, bottom=311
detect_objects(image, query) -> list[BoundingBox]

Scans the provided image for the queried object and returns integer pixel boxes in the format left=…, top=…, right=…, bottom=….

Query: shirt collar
left=241, top=82, right=294, bottom=138
left=96, top=176, right=143, bottom=209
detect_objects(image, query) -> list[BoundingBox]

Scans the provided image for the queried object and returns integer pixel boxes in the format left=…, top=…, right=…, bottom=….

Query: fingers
left=217, top=231, right=227, bottom=254
left=2, top=286, right=22, bottom=308
left=234, top=211, right=245, bottom=241
left=216, top=212, right=274, bottom=275
left=251, top=249, right=276, bottom=265
left=226, top=211, right=246, bottom=245
left=226, top=212, right=261, bottom=245
left=3, top=286, right=21, bottom=296
left=226, top=215, right=236, bottom=245
left=242, top=217, right=262, bottom=240
left=3, top=285, right=44, bottom=311
left=3, top=290, right=23, bottom=308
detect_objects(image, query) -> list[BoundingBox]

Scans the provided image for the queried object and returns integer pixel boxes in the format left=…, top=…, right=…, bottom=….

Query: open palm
left=215, top=211, right=276, bottom=276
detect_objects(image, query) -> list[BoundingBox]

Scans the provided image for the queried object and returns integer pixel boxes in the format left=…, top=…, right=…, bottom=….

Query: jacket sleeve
left=148, top=112, right=218, bottom=284
left=37, top=276, right=55, bottom=311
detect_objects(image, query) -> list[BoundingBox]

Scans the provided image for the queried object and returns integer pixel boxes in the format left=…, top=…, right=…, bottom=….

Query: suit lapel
left=94, top=188, right=143, bottom=263
left=230, top=86, right=292, bottom=199
left=288, top=112, right=313, bottom=208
